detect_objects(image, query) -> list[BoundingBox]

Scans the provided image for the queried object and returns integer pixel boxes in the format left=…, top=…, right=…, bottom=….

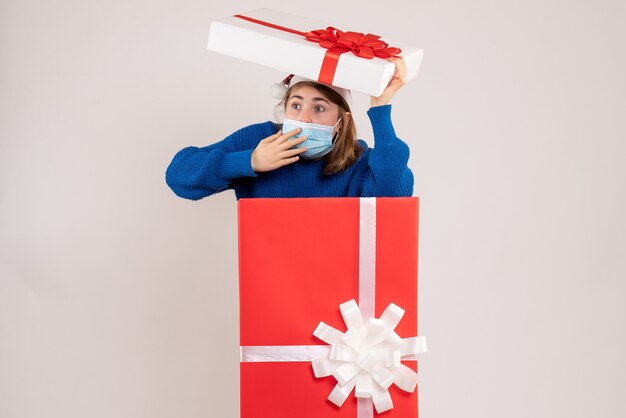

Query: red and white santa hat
left=270, top=74, right=352, bottom=108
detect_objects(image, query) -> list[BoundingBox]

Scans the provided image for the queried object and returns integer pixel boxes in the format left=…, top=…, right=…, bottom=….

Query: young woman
left=165, top=58, right=413, bottom=200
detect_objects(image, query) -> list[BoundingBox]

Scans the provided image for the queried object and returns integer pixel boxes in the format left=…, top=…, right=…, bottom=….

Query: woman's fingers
left=370, top=58, right=407, bottom=107
left=274, top=127, right=301, bottom=144
left=386, top=58, right=406, bottom=91
left=278, top=134, right=307, bottom=150
left=278, top=155, right=301, bottom=167
left=254, top=128, right=309, bottom=171
left=261, top=128, right=301, bottom=146
left=280, top=145, right=308, bottom=158
left=390, top=57, right=407, bottom=82
left=260, top=131, right=283, bottom=143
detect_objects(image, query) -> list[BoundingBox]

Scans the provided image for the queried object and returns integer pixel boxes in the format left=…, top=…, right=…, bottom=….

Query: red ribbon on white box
left=233, top=14, right=401, bottom=86
left=240, top=198, right=427, bottom=417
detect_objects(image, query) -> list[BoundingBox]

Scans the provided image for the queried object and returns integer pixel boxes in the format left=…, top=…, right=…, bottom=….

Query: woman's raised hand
left=371, top=57, right=407, bottom=107
left=251, top=128, right=308, bottom=172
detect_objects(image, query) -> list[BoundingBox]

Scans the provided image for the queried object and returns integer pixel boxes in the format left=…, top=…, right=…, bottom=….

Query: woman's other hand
left=370, top=57, right=407, bottom=107
left=251, top=128, right=308, bottom=172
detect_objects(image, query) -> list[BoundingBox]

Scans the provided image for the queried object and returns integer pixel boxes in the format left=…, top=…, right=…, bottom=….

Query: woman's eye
left=315, top=105, right=326, bottom=112
left=291, top=103, right=301, bottom=110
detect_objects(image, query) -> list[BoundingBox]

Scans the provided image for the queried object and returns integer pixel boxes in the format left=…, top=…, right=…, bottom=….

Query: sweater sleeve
left=165, top=123, right=266, bottom=200
left=359, top=105, right=414, bottom=197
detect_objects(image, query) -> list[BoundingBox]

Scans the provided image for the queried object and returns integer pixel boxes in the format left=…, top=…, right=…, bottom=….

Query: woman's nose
left=298, top=109, right=312, bottom=123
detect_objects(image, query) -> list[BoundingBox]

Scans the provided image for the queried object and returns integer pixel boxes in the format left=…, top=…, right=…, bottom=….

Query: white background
left=1, top=1, right=625, bottom=417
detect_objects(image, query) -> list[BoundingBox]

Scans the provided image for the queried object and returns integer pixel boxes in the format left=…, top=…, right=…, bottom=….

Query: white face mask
left=282, top=117, right=341, bottom=159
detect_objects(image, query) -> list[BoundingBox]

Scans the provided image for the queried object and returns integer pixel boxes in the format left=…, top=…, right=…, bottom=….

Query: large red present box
left=238, top=198, right=424, bottom=417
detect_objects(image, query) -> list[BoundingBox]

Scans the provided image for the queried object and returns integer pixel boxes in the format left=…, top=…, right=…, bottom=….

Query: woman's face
left=285, top=84, right=341, bottom=126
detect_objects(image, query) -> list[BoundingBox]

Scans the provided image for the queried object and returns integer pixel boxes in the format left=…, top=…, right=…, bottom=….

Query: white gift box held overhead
left=207, top=8, right=424, bottom=97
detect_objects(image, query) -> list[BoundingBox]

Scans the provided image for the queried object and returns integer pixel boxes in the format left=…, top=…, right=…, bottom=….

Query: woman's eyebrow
left=312, top=97, right=330, bottom=104
left=289, top=95, right=330, bottom=104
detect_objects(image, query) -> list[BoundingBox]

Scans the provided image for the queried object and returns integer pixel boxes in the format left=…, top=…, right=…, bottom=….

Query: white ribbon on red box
left=240, top=198, right=427, bottom=416
left=312, top=299, right=427, bottom=413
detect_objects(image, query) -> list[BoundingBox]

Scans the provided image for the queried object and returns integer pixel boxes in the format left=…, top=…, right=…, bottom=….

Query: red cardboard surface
left=238, top=198, right=419, bottom=417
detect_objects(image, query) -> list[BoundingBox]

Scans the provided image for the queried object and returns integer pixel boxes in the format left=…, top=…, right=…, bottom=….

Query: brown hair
left=277, top=81, right=363, bottom=175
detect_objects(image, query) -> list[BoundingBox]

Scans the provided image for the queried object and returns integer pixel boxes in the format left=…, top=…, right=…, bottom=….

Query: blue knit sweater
left=165, top=105, right=413, bottom=200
